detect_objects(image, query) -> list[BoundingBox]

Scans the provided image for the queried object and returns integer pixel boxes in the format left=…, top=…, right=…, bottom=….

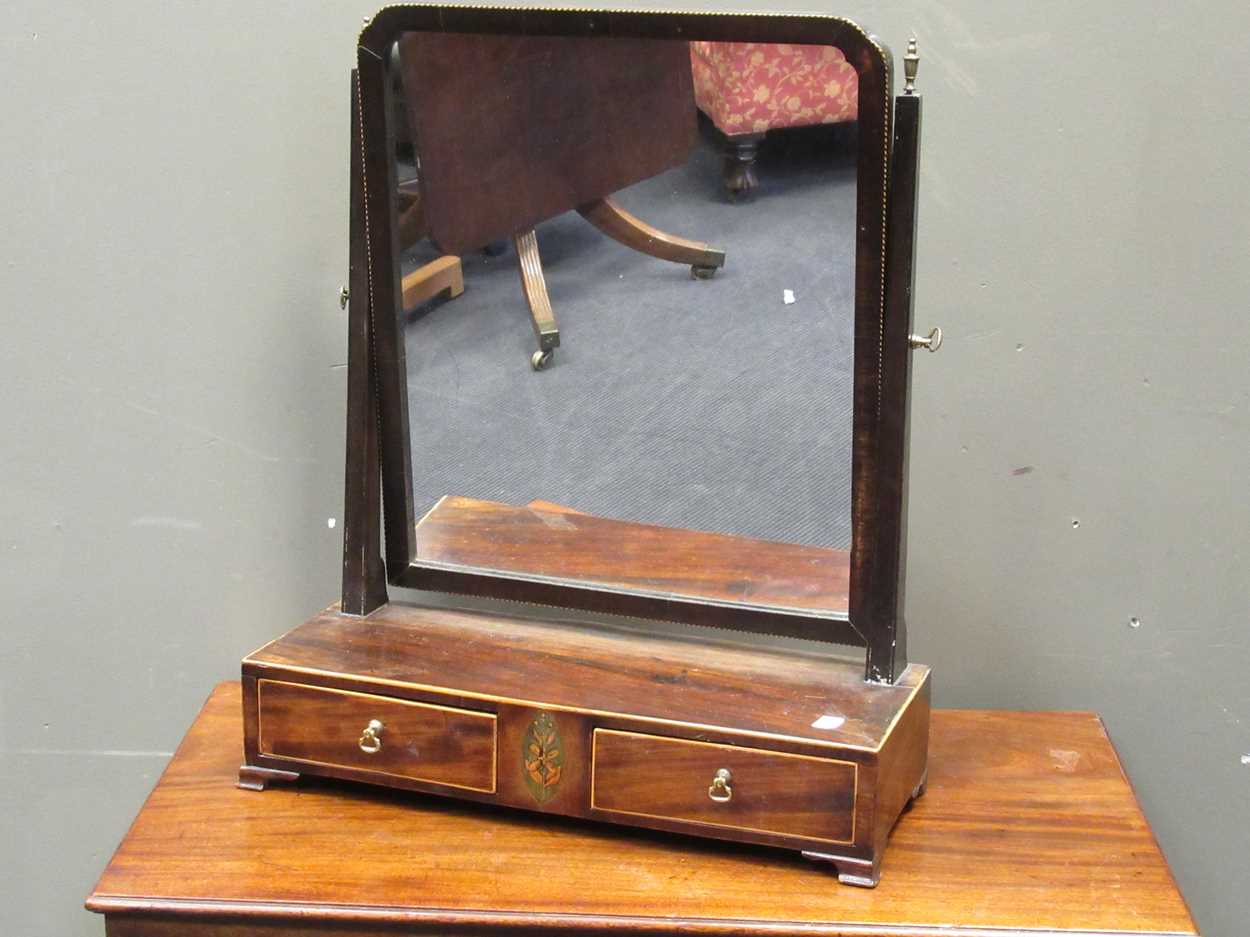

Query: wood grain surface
left=88, top=683, right=1198, bottom=937
left=413, top=496, right=851, bottom=615
left=256, top=679, right=496, bottom=793
left=241, top=607, right=925, bottom=874
left=245, top=603, right=908, bottom=748
left=591, top=729, right=857, bottom=843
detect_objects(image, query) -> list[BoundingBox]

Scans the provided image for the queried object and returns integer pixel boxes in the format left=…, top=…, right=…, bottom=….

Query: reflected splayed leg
left=401, top=255, right=464, bottom=312
left=512, top=228, right=559, bottom=370
left=576, top=196, right=726, bottom=279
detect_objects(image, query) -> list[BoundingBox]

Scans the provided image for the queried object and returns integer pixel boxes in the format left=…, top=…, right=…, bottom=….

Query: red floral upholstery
left=690, top=41, right=858, bottom=136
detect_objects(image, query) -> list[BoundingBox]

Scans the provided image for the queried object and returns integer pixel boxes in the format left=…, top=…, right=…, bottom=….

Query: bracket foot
left=238, top=765, right=300, bottom=792
left=911, top=769, right=928, bottom=803
left=801, top=850, right=880, bottom=888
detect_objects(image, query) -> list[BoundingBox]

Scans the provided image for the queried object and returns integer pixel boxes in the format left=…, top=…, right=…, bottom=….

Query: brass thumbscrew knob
left=908, top=326, right=943, bottom=352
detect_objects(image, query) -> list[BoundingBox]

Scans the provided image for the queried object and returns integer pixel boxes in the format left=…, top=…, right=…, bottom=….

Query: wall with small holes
left=1, top=2, right=1246, bottom=935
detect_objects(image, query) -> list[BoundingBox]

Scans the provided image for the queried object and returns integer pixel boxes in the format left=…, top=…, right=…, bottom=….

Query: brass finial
left=903, top=37, right=919, bottom=94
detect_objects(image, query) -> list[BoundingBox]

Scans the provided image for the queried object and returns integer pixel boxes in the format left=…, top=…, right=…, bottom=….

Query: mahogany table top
left=87, top=682, right=1197, bottom=937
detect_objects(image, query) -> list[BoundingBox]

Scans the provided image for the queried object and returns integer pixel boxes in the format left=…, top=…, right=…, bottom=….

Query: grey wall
left=2, top=2, right=1245, bottom=935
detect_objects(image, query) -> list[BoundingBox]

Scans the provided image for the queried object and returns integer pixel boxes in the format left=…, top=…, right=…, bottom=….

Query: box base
left=240, top=603, right=929, bottom=887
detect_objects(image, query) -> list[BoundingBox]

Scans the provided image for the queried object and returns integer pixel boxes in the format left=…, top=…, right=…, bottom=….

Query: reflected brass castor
left=531, top=349, right=554, bottom=371
left=691, top=264, right=718, bottom=280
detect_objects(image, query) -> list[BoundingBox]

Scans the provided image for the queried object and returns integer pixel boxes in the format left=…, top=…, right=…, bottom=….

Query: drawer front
left=257, top=680, right=496, bottom=793
left=591, top=729, right=855, bottom=844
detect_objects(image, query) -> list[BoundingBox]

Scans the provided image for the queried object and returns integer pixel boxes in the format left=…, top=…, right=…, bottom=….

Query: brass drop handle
left=358, top=719, right=384, bottom=754
left=908, top=326, right=942, bottom=352
left=708, top=767, right=733, bottom=803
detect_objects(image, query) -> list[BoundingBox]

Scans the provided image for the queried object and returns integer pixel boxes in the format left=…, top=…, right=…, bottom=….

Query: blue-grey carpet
left=400, top=123, right=857, bottom=550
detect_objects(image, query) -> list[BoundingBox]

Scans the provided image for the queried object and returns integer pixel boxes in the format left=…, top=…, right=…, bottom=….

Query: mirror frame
left=352, top=5, right=914, bottom=680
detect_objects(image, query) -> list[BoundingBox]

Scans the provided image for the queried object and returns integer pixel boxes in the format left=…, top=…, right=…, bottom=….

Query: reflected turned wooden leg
left=396, top=178, right=427, bottom=249
left=512, top=228, right=560, bottom=371
left=401, top=255, right=464, bottom=311
left=721, top=132, right=764, bottom=201
left=577, top=196, right=726, bottom=279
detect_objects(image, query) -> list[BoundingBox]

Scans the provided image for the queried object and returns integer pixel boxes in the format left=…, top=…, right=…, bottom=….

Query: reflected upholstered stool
left=690, top=41, right=858, bottom=198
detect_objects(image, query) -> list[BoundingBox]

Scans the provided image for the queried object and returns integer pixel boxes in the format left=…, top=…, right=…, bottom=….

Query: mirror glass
left=389, top=33, right=859, bottom=619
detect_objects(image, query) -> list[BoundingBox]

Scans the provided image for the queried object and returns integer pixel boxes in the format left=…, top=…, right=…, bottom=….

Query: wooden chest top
left=244, top=604, right=915, bottom=749
left=87, top=682, right=1198, bottom=937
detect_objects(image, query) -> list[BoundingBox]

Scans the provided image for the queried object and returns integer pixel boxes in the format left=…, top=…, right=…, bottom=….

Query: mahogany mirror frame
left=347, top=5, right=920, bottom=685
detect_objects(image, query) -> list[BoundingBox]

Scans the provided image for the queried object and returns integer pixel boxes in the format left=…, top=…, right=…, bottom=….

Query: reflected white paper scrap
left=783, top=289, right=796, bottom=305
left=811, top=714, right=846, bottom=730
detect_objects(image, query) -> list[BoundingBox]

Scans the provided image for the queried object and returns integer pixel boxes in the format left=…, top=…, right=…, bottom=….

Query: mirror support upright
left=357, top=44, right=418, bottom=582
left=865, top=58, right=923, bottom=683
left=341, top=69, right=388, bottom=617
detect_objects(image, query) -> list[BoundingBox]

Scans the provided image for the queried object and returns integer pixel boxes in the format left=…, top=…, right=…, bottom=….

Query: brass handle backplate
left=708, top=767, right=733, bottom=803
left=358, top=719, right=384, bottom=754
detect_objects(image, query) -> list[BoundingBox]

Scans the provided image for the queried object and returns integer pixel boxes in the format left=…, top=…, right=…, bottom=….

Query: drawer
left=591, top=729, right=856, bottom=844
left=257, top=680, right=496, bottom=793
